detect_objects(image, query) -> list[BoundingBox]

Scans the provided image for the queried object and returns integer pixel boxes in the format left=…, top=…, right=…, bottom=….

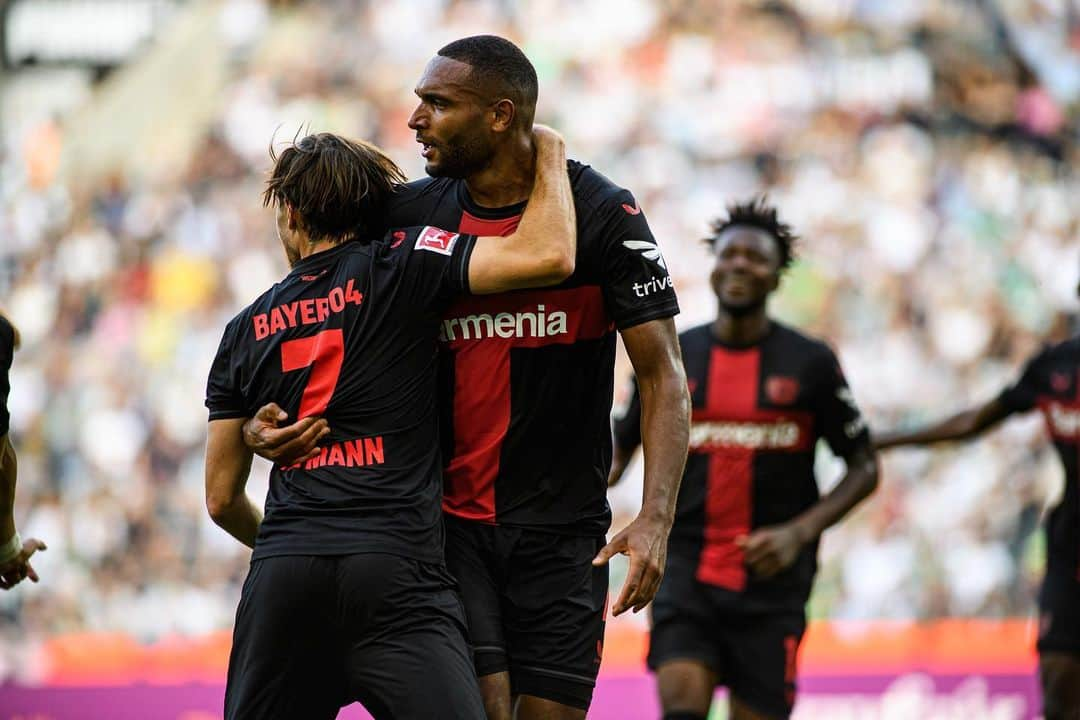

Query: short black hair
left=438, top=35, right=538, bottom=126
left=264, top=132, right=406, bottom=243
left=706, top=196, right=798, bottom=270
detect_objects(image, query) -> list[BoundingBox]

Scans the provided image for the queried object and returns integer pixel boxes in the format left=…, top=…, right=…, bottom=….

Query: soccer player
left=0, top=311, right=47, bottom=591
left=875, top=275, right=1080, bottom=720
left=610, top=199, right=879, bottom=720
left=243, top=35, right=691, bottom=720
left=204, top=127, right=575, bottom=720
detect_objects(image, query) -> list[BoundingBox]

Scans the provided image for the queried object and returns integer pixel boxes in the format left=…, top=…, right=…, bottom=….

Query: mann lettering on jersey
left=383, top=161, right=679, bottom=533
left=614, top=323, right=871, bottom=607
left=204, top=227, right=475, bottom=563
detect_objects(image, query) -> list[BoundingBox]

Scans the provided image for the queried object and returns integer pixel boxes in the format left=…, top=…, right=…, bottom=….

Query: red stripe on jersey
left=696, top=346, right=760, bottom=591
left=441, top=286, right=614, bottom=522
left=458, top=211, right=521, bottom=238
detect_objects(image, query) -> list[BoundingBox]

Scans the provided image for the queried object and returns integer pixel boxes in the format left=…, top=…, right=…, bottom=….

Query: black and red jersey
left=384, top=161, right=679, bottom=535
left=615, top=322, right=871, bottom=609
left=0, top=314, right=13, bottom=436
left=998, top=337, right=1080, bottom=580
left=205, top=227, right=475, bottom=563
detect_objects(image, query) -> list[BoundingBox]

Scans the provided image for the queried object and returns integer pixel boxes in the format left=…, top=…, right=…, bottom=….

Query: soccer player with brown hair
left=243, top=35, right=690, bottom=720
left=205, top=126, right=575, bottom=719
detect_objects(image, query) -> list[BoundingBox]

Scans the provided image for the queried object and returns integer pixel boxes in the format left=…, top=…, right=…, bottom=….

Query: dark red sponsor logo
left=766, top=375, right=800, bottom=405
left=621, top=200, right=641, bottom=215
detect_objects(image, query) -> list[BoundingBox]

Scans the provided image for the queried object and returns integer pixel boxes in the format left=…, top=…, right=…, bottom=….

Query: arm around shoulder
left=468, top=125, right=576, bottom=295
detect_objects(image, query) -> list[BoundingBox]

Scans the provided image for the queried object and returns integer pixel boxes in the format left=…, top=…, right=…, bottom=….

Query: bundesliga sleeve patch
left=414, top=226, right=459, bottom=256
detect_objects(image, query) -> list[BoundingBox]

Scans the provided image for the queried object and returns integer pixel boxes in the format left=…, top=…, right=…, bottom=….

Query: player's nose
left=407, top=105, right=426, bottom=130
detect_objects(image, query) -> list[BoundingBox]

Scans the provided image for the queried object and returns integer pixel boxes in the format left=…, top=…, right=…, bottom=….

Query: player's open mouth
left=419, top=142, right=435, bottom=159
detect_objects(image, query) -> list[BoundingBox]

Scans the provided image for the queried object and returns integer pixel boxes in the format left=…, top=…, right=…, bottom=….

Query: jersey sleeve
left=596, top=189, right=680, bottom=330
left=612, top=375, right=643, bottom=453
left=813, top=349, right=871, bottom=459
left=393, top=226, right=477, bottom=308
left=205, top=318, right=248, bottom=421
left=996, top=348, right=1047, bottom=413
left=0, top=316, right=14, bottom=436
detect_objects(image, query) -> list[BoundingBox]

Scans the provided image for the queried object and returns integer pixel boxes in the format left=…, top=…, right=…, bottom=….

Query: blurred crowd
left=0, top=0, right=1078, bottom=679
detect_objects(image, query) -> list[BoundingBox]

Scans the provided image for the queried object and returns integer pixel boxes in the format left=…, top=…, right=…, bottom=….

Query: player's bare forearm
left=517, top=125, right=575, bottom=274
left=208, top=494, right=262, bottom=549
left=0, top=436, right=16, bottom=541
left=626, top=320, right=689, bottom=524
left=791, top=444, right=879, bottom=543
left=206, top=419, right=262, bottom=549
left=468, top=126, right=575, bottom=294
left=593, top=318, right=688, bottom=616
left=875, top=398, right=1010, bottom=450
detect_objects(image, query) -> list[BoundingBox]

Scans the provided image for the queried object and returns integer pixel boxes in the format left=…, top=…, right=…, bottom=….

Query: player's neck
left=713, top=310, right=770, bottom=347
left=295, top=237, right=343, bottom=263
left=464, top=132, right=536, bottom=208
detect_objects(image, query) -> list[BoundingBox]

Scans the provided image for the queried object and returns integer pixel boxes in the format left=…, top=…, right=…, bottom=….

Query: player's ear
left=286, top=205, right=301, bottom=231
left=491, top=99, right=515, bottom=133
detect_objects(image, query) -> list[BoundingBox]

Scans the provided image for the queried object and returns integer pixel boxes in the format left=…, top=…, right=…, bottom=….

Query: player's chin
left=719, top=297, right=764, bottom=316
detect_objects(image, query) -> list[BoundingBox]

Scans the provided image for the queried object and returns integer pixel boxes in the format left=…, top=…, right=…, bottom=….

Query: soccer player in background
left=610, top=199, right=879, bottom=720
left=243, top=35, right=691, bottom=720
left=0, top=310, right=47, bottom=591
left=875, top=268, right=1080, bottom=720
left=204, top=127, right=575, bottom=719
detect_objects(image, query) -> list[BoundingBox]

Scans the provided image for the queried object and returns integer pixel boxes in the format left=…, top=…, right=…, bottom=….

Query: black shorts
left=1037, top=553, right=1080, bottom=657
left=444, top=516, right=608, bottom=711
left=647, top=554, right=806, bottom=719
left=224, top=553, right=485, bottom=720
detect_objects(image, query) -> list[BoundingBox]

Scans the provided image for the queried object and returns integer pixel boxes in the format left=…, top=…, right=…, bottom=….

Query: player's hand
left=736, top=523, right=806, bottom=579
left=242, top=403, right=329, bottom=467
left=0, top=538, right=46, bottom=590
left=593, top=513, right=670, bottom=616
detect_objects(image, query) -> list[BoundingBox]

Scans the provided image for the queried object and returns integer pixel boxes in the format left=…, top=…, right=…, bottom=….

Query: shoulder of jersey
left=771, top=321, right=836, bottom=359
left=566, top=159, right=635, bottom=212
left=386, top=176, right=456, bottom=214
left=384, top=225, right=463, bottom=257
left=0, top=312, right=13, bottom=345
left=679, top=322, right=714, bottom=346
left=1048, top=336, right=1080, bottom=362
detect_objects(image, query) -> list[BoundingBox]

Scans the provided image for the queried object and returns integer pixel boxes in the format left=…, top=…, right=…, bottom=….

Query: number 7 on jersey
left=280, top=329, right=344, bottom=418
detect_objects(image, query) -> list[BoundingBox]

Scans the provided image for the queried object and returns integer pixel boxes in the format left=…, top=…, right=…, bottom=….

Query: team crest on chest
left=765, top=376, right=800, bottom=405
left=1051, top=371, right=1072, bottom=394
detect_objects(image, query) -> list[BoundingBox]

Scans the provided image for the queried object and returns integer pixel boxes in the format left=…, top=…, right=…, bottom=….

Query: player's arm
left=740, top=353, right=878, bottom=578
left=467, top=124, right=576, bottom=294
left=594, top=318, right=690, bottom=615
left=875, top=347, right=1045, bottom=450
left=608, top=376, right=642, bottom=487
left=741, top=443, right=879, bottom=578
left=205, top=418, right=262, bottom=549
left=0, top=318, right=46, bottom=590
left=874, top=397, right=1013, bottom=450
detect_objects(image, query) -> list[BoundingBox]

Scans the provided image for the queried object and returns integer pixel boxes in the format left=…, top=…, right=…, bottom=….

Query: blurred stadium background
left=0, top=0, right=1078, bottom=718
